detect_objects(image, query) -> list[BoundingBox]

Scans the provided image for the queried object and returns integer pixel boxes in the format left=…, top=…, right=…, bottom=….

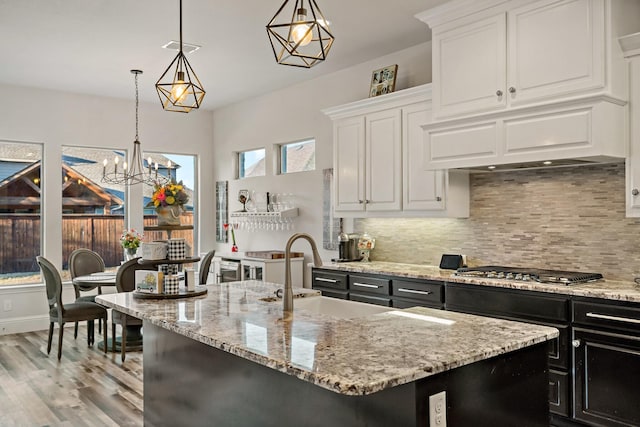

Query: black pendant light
left=266, top=0, right=335, bottom=68
left=103, top=70, right=170, bottom=186
left=156, top=0, right=205, bottom=113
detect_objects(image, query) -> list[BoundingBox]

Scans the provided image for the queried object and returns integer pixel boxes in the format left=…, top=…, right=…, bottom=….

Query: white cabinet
left=418, top=0, right=637, bottom=120
left=621, top=32, right=640, bottom=217
left=333, top=109, right=402, bottom=213
left=324, top=84, right=469, bottom=218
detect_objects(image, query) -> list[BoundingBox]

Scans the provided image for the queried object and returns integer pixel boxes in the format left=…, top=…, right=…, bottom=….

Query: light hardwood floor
left=0, top=325, right=143, bottom=427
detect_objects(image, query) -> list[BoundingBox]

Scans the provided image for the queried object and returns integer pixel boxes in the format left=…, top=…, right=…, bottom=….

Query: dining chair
left=69, top=248, right=106, bottom=338
left=199, top=250, right=215, bottom=285
left=36, top=256, right=108, bottom=360
left=112, top=258, right=155, bottom=362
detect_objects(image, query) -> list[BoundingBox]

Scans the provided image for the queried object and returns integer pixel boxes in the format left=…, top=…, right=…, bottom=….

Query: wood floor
left=0, top=325, right=143, bottom=427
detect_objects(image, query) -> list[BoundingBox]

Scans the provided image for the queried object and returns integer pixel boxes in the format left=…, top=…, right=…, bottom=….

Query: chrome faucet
left=284, top=233, right=323, bottom=313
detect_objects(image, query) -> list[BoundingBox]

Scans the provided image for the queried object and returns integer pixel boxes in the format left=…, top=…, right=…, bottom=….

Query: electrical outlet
left=429, top=391, right=447, bottom=427
left=3, top=299, right=12, bottom=311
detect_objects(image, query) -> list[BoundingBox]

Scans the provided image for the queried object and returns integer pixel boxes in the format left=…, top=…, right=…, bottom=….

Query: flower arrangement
left=120, top=229, right=142, bottom=250
left=149, top=180, right=189, bottom=209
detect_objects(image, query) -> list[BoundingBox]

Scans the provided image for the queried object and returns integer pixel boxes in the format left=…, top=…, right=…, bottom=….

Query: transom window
left=278, top=139, right=315, bottom=174
left=238, top=148, right=266, bottom=178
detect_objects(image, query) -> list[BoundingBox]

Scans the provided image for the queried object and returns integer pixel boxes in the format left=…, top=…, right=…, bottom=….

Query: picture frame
left=369, top=64, right=398, bottom=97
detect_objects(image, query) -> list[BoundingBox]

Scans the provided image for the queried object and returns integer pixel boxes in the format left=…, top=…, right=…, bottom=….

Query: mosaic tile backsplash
left=355, top=163, right=640, bottom=281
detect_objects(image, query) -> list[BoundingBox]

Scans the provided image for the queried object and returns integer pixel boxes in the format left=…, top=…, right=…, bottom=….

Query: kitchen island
left=97, top=281, right=558, bottom=427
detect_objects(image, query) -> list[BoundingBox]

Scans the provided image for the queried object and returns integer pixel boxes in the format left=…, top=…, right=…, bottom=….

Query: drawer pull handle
left=572, top=339, right=581, bottom=348
left=352, top=282, right=380, bottom=289
left=586, top=312, right=640, bottom=325
left=315, top=277, right=338, bottom=283
left=398, top=288, right=432, bottom=296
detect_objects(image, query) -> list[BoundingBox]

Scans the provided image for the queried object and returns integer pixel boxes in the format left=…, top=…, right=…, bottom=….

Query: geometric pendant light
left=155, top=0, right=205, bottom=113
left=266, top=0, right=335, bottom=68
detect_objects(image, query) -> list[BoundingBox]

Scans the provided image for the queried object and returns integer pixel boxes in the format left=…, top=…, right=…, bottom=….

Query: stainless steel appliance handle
left=586, top=312, right=640, bottom=325
left=398, top=288, right=432, bottom=296
left=315, top=277, right=338, bottom=283
left=352, top=282, right=380, bottom=289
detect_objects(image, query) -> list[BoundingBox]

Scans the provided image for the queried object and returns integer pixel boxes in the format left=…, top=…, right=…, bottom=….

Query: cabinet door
left=334, top=116, right=366, bottom=212
left=573, top=328, right=640, bottom=426
left=402, top=102, right=446, bottom=211
left=365, top=109, right=402, bottom=212
left=507, top=0, right=604, bottom=106
left=433, top=13, right=506, bottom=118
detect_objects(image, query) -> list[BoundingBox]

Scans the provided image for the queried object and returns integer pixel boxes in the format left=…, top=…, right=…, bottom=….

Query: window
left=279, top=139, right=315, bottom=174
left=143, top=152, right=197, bottom=254
left=0, top=141, right=42, bottom=286
left=238, top=148, right=266, bottom=178
left=61, top=146, right=126, bottom=280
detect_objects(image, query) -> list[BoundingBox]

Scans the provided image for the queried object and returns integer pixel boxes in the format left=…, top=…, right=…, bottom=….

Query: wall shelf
left=229, top=208, right=298, bottom=221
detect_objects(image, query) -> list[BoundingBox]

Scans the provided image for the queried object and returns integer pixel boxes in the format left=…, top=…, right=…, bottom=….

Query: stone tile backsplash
left=355, top=163, right=640, bottom=281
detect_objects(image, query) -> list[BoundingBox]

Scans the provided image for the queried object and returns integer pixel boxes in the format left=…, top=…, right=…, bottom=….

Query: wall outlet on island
left=429, top=391, right=447, bottom=426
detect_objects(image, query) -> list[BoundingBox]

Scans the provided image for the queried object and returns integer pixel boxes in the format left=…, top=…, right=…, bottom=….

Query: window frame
left=276, top=138, right=316, bottom=175
left=237, top=148, right=266, bottom=179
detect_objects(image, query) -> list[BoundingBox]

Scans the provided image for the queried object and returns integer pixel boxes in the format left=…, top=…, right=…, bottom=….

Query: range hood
left=422, top=96, right=628, bottom=172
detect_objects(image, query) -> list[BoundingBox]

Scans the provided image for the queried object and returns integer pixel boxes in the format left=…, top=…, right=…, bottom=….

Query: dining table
left=72, top=271, right=143, bottom=353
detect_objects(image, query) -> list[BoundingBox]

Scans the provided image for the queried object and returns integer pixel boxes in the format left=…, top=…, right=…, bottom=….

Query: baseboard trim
left=0, top=314, right=49, bottom=335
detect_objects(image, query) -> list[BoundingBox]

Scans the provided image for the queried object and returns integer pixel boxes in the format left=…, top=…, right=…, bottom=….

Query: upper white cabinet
left=418, top=0, right=639, bottom=120
left=324, top=85, right=469, bottom=218
left=333, top=109, right=402, bottom=213
left=620, top=32, right=640, bottom=217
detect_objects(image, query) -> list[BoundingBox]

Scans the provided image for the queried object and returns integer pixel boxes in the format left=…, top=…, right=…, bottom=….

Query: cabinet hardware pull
left=352, top=282, right=380, bottom=289
left=365, top=200, right=370, bottom=204
left=315, top=277, right=338, bottom=283
left=508, top=86, right=516, bottom=93
left=633, top=188, right=639, bottom=196
left=398, top=288, right=432, bottom=296
left=586, top=312, right=640, bottom=325
left=496, top=90, right=503, bottom=97
left=572, top=339, right=581, bottom=348
left=358, top=200, right=364, bottom=204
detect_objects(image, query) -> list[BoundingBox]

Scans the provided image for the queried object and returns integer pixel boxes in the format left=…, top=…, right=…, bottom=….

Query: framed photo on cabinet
left=369, top=64, right=397, bottom=97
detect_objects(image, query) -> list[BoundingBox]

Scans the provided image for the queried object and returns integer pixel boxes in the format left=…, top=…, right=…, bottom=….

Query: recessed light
left=487, top=165, right=496, bottom=170
left=161, top=40, right=201, bottom=54
left=543, top=161, right=553, bottom=165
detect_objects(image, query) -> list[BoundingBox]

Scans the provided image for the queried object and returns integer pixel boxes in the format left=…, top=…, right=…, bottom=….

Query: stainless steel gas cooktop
left=455, top=266, right=603, bottom=285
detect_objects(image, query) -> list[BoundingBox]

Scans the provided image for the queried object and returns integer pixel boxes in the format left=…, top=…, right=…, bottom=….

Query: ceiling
left=0, top=0, right=448, bottom=110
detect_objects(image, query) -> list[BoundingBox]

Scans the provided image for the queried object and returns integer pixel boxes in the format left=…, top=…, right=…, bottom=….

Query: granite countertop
left=318, top=261, right=640, bottom=303
left=96, top=281, right=557, bottom=396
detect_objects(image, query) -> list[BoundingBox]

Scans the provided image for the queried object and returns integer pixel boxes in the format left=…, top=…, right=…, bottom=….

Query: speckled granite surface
left=96, top=280, right=557, bottom=396
left=319, top=262, right=640, bottom=303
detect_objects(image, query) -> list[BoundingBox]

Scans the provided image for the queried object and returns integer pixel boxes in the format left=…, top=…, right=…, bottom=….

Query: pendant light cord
left=179, top=0, right=183, bottom=53
left=134, top=71, right=139, bottom=142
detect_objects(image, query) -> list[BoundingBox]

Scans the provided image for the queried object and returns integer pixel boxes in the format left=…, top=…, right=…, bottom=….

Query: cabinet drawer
left=349, top=274, right=390, bottom=296
left=446, top=283, right=570, bottom=322
left=392, top=297, right=443, bottom=310
left=573, top=300, right=640, bottom=335
left=392, top=279, right=443, bottom=305
left=317, top=289, right=348, bottom=300
left=549, top=369, right=570, bottom=417
left=312, top=270, right=348, bottom=290
left=349, top=293, right=392, bottom=307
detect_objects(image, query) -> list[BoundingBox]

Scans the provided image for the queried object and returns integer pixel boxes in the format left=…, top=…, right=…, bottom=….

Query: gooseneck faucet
left=284, top=233, right=323, bottom=313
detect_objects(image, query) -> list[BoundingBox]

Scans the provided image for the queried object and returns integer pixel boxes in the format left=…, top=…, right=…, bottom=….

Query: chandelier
left=266, top=0, right=335, bottom=68
left=155, top=0, right=205, bottom=113
left=102, top=70, right=170, bottom=187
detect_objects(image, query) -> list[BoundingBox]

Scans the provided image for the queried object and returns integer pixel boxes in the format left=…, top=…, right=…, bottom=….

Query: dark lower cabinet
left=446, top=282, right=572, bottom=418
left=572, top=299, right=640, bottom=426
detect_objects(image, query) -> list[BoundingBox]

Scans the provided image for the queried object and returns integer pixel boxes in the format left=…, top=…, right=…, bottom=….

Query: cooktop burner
left=455, top=266, right=603, bottom=285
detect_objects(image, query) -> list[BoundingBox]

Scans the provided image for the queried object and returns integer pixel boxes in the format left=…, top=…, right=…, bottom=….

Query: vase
left=156, top=205, right=181, bottom=226
left=124, top=247, right=138, bottom=261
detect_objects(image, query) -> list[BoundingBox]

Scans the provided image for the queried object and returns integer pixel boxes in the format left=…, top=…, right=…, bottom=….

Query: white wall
left=211, top=42, right=432, bottom=283
left=0, top=84, right=214, bottom=334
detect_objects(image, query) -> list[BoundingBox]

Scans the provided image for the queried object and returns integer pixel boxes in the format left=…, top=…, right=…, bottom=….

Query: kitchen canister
left=185, top=268, right=196, bottom=291
left=167, top=238, right=186, bottom=260
left=163, top=274, right=180, bottom=294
